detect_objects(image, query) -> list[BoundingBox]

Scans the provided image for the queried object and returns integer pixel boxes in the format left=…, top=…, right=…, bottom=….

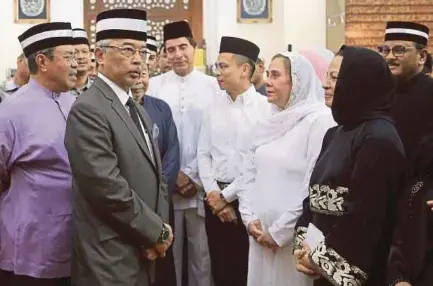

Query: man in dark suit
left=64, top=9, right=173, bottom=286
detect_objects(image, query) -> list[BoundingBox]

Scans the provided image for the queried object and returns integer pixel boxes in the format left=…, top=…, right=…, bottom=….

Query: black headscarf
left=331, top=46, right=396, bottom=129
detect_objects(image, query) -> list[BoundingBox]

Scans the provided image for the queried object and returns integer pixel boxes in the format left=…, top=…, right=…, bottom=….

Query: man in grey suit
left=64, top=9, right=173, bottom=286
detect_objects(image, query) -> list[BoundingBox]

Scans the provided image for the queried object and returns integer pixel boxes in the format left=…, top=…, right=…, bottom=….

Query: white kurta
left=197, top=85, right=271, bottom=201
left=149, top=70, right=220, bottom=211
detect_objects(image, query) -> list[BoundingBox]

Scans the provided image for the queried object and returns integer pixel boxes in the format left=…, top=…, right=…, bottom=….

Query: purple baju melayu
left=0, top=79, right=75, bottom=279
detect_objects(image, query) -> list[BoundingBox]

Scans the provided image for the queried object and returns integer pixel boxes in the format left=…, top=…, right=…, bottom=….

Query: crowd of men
left=0, top=6, right=432, bottom=286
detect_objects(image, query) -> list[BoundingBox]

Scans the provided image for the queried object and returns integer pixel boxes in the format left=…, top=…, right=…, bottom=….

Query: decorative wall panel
left=345, top=0, right=433, bottom=51
left=83, top=0, right=201, bottom=49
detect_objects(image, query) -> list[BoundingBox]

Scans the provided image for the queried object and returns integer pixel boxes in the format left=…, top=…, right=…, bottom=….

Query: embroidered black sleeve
left=293, top=226, right=308, bottom=252
left=309, top=240, right=368, bottom=286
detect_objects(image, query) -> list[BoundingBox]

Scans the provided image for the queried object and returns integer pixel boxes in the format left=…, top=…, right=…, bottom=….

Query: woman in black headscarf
left=292, top=46, right=408, bottom=286
left=387, top=133, right=433, bottom=286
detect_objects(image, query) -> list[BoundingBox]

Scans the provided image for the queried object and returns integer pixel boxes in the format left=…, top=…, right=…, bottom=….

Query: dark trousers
left=155, top=201, right=177, bottom=286
left=0, top=270, right=70, bottom=286
left=205, top=200, right=249, bottom=286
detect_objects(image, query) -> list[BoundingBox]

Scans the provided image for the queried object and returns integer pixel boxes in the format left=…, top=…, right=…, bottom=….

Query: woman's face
left=322, top=55, right=343, bottom=108
left=266, top=57, right=292, bottom=109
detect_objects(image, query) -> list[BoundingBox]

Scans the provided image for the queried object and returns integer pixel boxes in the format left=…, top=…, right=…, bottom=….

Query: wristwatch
left=157, top=224, right=170, bottom=243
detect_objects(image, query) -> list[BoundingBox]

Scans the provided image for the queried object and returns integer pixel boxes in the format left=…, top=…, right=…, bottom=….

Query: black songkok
left=219, top=36, right=260, bottom=62
left=163, top=21, right=193, bottom=42
left=96, top=9, right=147, bottom=42
left=147, top=35, right=157, bottom=52
left=19, top=22, right=74, bottom=57
left=385, top=21, right=429, bottom=46
left=72, top=28, right=90, bottom=46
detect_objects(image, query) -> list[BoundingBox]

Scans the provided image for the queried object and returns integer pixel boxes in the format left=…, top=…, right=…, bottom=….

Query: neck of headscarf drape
left=253, top=52, right=330, bottom=149
left=331, top=46, right=396, bottom=129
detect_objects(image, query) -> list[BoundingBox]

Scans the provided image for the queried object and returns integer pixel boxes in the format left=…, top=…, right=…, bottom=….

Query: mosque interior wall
left=0, top=0, right=329, bottom=81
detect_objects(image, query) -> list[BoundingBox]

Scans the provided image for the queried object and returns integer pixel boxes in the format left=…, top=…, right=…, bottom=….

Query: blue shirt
left=141, top=95, right=180, bottom=195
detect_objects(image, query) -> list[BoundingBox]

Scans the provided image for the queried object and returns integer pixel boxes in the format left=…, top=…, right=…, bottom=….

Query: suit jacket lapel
left=94, top=78, right=156, bottom=170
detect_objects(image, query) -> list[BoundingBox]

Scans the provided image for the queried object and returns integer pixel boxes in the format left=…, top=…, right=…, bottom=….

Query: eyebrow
left=217, top=60, right=230, bottom=65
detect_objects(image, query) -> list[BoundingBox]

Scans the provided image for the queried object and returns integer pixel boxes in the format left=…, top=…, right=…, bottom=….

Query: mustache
left=386, top=60, right=399, bottom=66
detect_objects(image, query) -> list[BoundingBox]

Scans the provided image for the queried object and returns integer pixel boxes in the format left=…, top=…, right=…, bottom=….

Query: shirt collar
left=170, top=69, right=196, bottom=83
left=28, top=78, right=61, bottom=98
left=71, top=78, right=94, bottom=97
left=4, top=78, right=20, bottom=92
left=225, top=84, right=257, bottom=105
left=98, top=73, right=132, bottom=106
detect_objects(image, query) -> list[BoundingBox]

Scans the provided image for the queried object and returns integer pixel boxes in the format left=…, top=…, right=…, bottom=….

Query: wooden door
left=83, top=0, right=203, bottom=49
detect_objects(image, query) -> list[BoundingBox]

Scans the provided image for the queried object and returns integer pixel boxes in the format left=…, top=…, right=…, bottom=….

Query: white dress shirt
left=197, top=85, right=271, bottom=202
left=99, top=73, right=154, bottom=161
left=149, top=70, right=220, bottom=210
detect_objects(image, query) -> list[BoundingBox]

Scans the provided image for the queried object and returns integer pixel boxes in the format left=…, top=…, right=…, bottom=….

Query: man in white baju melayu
left=237, top=52, right=336, bottom=286
left=148, top=20, right=219, bottom=286
left=197, top=36, right=271, bottom=286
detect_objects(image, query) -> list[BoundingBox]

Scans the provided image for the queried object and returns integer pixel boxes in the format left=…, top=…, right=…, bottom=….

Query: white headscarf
left=253, top=52, right=330, bottom=148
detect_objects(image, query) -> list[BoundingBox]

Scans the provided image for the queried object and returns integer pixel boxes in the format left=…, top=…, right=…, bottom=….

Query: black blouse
left=294, top=118, right=407, bottom=286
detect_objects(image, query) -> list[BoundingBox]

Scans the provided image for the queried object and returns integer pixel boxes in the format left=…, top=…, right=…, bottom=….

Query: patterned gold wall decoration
left=83, top=0, right=203, bottom=49
left=345, top=0, right=433, bottom=51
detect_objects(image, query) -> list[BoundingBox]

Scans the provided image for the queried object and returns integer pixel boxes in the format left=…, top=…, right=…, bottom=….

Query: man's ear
left=419, top=49, right=428, bottom=66
left=95, top=48, right=105, bottom=66
left=35, top=54, right=51, bottom=73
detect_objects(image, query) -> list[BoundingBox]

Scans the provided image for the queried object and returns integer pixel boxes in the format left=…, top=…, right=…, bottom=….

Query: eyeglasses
left=62, top=52, right=78, bottom=63
left=212, top=62, right=230, bottom=74
left=102, top=45, right=147, bottom=59
left=378, top=45, right=416, bottom=57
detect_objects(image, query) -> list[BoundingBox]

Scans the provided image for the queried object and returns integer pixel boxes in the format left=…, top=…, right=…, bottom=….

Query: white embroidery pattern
left=293, top=226, right=308, bottom=251
left=310, top=184, right=349, bottom=216
left=310, top=240, right=368, bottom=286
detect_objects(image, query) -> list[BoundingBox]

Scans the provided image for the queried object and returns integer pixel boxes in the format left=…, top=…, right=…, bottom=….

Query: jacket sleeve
left=64, top=102, right=163, bottom=248
left=161, top=104, right=180, bottom=195
left=308, top=138, right=406, bottom=286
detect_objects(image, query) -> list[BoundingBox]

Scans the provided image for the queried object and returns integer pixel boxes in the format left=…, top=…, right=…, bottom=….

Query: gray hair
left=95, top=39, right=112, bottom=52
left=27, top=47, right=55, bottom=75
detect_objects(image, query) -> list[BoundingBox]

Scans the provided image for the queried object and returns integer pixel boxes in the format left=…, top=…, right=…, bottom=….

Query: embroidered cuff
left=309, top=240, right=368, bottom=286
left=293, top=226, right=308, bottom=252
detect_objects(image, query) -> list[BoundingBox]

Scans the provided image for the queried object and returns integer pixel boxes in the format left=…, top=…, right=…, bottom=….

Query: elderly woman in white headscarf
left=236, top=52, right=336, bottom=286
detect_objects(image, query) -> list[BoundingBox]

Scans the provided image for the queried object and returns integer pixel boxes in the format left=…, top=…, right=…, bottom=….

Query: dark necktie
left=126, top=97, right=154, bottom=164
left=126, top=97, right=147, bottom=142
